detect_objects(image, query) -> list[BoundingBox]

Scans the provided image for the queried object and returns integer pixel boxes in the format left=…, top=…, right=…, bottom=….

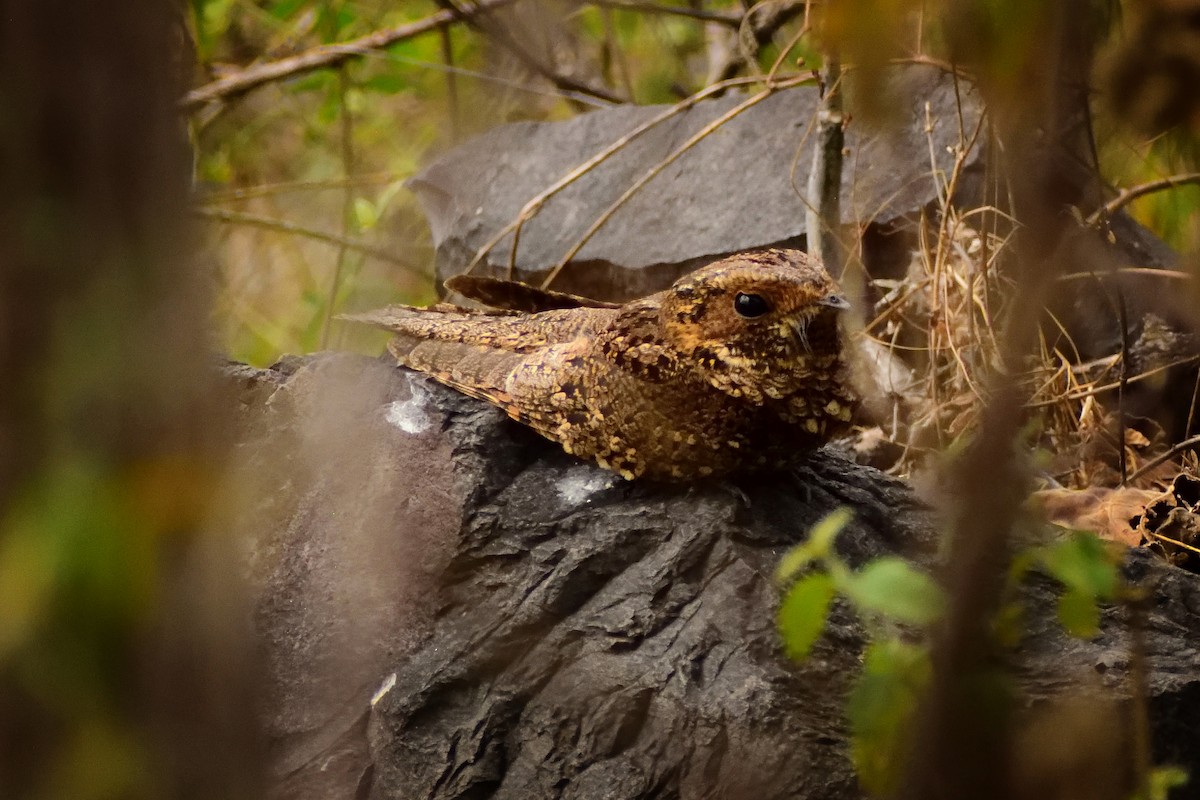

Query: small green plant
left=776, top=513, right=1186, bottom=797
left=775, top=508, right=946, bottom=793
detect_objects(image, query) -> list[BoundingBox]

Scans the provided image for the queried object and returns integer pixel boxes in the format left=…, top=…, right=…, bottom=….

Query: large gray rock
left=231, top=354, right=1200, bottom=800
left=410, top=65, right=985, bottom=298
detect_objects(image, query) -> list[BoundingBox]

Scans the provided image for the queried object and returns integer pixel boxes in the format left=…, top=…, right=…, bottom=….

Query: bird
left=342, top=248, right=857, bottom=481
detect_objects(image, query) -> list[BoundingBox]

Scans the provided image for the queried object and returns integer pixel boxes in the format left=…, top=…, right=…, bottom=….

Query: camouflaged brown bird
left=343, top=249, right=857, bottom=481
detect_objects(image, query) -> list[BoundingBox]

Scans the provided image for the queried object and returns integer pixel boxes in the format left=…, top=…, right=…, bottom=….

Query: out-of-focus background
left=188, top=0, right=1198, bottom=365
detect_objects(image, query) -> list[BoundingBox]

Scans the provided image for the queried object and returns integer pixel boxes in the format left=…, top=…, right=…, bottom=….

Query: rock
left=230, top=354, right=1200, bottom=799
left=409, top=65, right=986, bottom=299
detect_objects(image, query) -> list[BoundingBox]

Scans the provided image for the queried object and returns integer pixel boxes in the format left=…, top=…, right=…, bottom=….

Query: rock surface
left=231, top=354, right=1200, bottom=800
left=410, top=65, right=986, bottom=298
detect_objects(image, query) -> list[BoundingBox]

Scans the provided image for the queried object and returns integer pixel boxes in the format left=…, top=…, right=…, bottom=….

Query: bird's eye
left=733, top=292, right=771, bottom=318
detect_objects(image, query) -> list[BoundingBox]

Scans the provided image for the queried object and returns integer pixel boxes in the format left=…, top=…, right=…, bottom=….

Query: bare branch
left=586, top=0, right=742, bottom=27
left=197, top=207, right=422, bottom=273
left=1086, top=172, right=1200, bottom=226
left=805, top=55, right=845, bottom=273
left=543, top=74, right=813, bottom=288
left=463, top=75, right=768, bottom=278
left=199, top=173, right=397, bottom=204
left=1129, top=433, right=1200, bottom=484
left=432, top=0, right=625, bottom=104
left=182, top=0, right=521, bottom=111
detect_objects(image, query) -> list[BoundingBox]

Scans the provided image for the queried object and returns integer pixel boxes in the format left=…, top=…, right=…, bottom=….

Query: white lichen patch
left=385, top=376, right=432, bottom=435
left=556, top=465, right=617, bottom=506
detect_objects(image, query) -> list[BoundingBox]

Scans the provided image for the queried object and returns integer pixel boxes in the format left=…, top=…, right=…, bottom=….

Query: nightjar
left=343, top=248, right=857, bottom=481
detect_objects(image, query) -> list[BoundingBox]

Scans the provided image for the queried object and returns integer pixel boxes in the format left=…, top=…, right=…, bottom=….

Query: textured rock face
left=231, top=354, right=1200, bottom=800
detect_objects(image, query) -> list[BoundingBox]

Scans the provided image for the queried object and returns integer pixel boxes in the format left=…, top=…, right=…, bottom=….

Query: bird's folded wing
left=340, top=304, right=616, bottom=352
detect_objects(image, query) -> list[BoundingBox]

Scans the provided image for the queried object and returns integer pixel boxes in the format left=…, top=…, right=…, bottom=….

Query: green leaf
left=778, top=573, right=836, bottom=661
left=1136, top=765, right=1189, bottom=800
left=775, top=507, right=852, bottom=584
left=268, top=0, right=309, bottom=20
left=1057, top=586, right=1101, bottom=638
left=1039, top=530, right=1119, bottom=600
left=848, top=639, right=931, bottom=796
left=353, top=197, right=378, bottom=231
left=991, top=600, right=1025, bottom=648
left=843, top=557, right=946, bottom=626
left=363, top=73, right=409, bottom=94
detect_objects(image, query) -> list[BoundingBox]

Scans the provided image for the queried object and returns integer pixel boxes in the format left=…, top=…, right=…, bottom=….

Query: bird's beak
left=819, top=293, right=851, bottom=311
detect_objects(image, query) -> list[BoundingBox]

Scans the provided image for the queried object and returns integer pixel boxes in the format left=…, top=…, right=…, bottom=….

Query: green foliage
left=1135, top=766, right=1190, bottom=800
left=775, top=509, right=947, bottom=641
left=775, top=506, right=852, bottom=582
left=847, top=640, right=932, bottom=795
left=842, top=557, right=946, bottom=627
left=0, top=456, right=174, bottom=798
left=777, top=516, right=1137, bottom=796
left=776, top=509, right=946, bottom=794
left=778, top=573, right=837, bottom=660
left=1013, top=529, right=1122, bottom=639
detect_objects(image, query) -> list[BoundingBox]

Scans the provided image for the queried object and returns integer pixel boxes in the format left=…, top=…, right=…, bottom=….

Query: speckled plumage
left=343, top=249, right=857, bottom=481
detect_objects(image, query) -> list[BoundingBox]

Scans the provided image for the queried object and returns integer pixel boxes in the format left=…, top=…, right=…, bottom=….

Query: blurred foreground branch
left=900, top=2, right=1119, bottom=798
left=588, top=0, right=742, bottom=26
left=1, top=2, right=262, bottom=797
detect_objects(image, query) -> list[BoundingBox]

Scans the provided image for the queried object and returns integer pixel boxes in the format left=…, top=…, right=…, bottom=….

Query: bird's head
left=659, top=249, right=850, bottom=401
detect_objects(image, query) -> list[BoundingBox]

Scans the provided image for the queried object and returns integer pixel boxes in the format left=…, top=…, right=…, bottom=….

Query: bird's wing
left=385, top=335, right=597, bottom=445
left=340, top=304, right=614, bottom=351
left=340, top=305, right=615, bottom=429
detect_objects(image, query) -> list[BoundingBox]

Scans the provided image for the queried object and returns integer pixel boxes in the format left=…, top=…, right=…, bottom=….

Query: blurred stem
left=1128, top=591, right=1152, bottom=799
left=440, top=25, right=460, bottom=141
left=197, top=208, right=418, bottom=272
left=321, top=67, right=356, bottom=350
left=901, top=1, right=1102, bottom=796
left=600, top=6, right=636, bottom=101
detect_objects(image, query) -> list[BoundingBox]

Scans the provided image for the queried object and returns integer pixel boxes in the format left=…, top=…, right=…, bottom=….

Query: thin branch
left=440, top=25, right=461, bottom=142
left=586, top=0, right=742, bottom=26
left=1025, top=354, right=1200, bottom=407
left=320, top=67, right=357, bottom=349
left=543, top=74, right=812, bottom=287
left=357, top=49, right=611, bottom=107
left=199, top=172, right=397, bottom=203
left=1086, top=172, right=1200, bottom=225
left=197, top=207, right=421, bottom=273
left=433, top=0, right=624, bottom=104
left=806, top=52, right=845, bottom=273
left=1056, top=267, right=1194, bottom=283
left=1143, top=528, right=1200, bottom=556
left=463, top=75, right=769, bottom=278
left=182, top=0, right=521, bottom=110
left=1127, top=433, right=1200, bottom=484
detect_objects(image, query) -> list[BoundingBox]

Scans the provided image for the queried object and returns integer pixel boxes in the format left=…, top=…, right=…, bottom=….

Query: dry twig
left=543, top=74, right=812, bottom=287
left=1086, top=171, right=1200, bottom=226
left=197, top=207, right=420, bottom=272
left=586, top=0, right=742, bottom=26
left=461, top=75, right=773, bottom=278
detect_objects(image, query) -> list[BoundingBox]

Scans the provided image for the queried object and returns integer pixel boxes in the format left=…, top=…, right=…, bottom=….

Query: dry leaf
left=1034, top=486, right=1159, bottom=547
